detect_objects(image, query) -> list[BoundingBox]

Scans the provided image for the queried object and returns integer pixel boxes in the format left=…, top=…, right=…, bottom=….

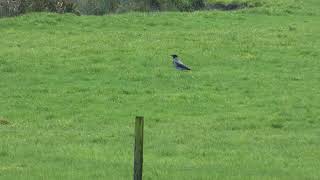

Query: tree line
left=0, top=0, right=208, bottom=17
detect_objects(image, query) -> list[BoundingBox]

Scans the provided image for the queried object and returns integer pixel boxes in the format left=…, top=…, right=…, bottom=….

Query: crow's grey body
left=171, top=55, right=191, bottom=70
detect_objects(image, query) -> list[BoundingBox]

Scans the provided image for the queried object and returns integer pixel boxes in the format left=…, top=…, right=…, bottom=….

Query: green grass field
left=1, top=0, right=320, bottom=179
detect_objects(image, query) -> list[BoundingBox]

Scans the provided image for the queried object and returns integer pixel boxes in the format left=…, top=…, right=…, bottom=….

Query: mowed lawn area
left=0, top=0, right=320, bottom=179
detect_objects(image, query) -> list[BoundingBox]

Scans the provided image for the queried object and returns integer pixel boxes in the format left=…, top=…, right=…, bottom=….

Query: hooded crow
left=171, top=54, right=191, bottom=70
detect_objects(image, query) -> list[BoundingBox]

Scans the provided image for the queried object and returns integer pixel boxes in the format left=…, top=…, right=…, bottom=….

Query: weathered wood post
left=133, top=116, right=144, bottom=180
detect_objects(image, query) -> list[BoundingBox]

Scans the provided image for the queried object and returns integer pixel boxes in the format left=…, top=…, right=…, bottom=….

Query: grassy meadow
left=0, top=0, right=320, bottom=179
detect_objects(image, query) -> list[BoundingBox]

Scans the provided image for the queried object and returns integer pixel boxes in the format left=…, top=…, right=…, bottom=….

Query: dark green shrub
left=172, top=0, right=205, bottom=11
left=191, top=0, right=205, bottom=10
left=149, top=0, right=161, bottom=10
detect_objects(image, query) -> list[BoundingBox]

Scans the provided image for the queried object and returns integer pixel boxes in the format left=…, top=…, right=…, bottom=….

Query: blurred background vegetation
left=0, top=0, right=261, bottom=17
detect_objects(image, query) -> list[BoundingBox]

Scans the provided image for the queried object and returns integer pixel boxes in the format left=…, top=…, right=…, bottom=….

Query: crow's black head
left=171, top=54, right=178, bottom=58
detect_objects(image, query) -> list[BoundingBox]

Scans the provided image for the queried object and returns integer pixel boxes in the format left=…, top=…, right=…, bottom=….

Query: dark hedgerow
left=191, top=0, right=205, bottom=10
left=0, top=0, right=258, bottom=17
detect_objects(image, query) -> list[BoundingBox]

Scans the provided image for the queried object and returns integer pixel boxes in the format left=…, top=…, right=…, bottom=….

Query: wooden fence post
left=133, top=116, right=144, bottom=180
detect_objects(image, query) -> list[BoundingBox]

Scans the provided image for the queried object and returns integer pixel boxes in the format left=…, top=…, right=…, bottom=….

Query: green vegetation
left=0, top=0, right=320, bottom=179
left=2, top=0, right=319, bottom=16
